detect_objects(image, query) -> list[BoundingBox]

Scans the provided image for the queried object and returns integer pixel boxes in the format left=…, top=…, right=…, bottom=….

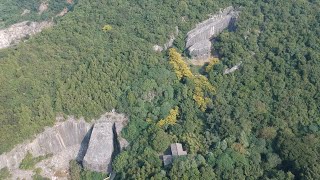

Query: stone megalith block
left=82, top=121, right=114, bottom=173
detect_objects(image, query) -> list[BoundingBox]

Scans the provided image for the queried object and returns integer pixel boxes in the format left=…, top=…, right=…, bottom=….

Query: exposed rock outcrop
left=57, top=8, right=69, bottom=17
left=38, top=2, right=49, bottom=15
left=186, top=6, right=238, bottom=59
left=21, top=9, right=31, bottom=16
left=153, top=26, right=179, bottom=52
left=83, top=111, right=128, bottom=173
left=0, top=111, right=129, bottom=179
left=0, top=21, right=53, bottom=49
left=224, top=61, right=242, bottom=74
left=0, top=117, right=91, bottom=179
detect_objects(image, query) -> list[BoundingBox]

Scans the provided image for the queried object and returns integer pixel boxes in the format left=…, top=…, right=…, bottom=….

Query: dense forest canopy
left=0, top=0, right=319, bottom=179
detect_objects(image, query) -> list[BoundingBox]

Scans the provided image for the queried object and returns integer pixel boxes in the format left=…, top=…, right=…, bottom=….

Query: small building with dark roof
left=162, top=143, right=187, bottom=166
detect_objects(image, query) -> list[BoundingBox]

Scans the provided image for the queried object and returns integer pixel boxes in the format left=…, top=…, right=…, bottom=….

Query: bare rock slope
left=0, top=116, right=91, bottom=179
left=0, top=21, right=53, bottom=50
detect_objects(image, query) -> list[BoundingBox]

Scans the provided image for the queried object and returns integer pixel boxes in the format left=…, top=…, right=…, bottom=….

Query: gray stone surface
left=0, top=116, right=91, bottom=179
left=186, top=6, right=238, bottom=59
left=0, top=111, right=128, bottom=179
left=0, top=21, right=53, bottom=50
left=224, top=61, right=242, bottom=74
left=38, top=2, right=48, bottom=14
left=83, top=111, right=128, bottom=173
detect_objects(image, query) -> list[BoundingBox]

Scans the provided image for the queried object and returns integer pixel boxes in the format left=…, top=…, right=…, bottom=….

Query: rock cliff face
left=0, top=21, right=53, bottom=49
left=0, top=117, right=91, bottom=179
left=186, top=6, right=238, bottom=59
left=0, top=111, right=128, bottom=179
left=83, top=112, right=128, bottom=173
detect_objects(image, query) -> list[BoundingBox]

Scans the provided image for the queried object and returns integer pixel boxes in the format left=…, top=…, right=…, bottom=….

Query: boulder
left=153, top=26, right=179, bottom=52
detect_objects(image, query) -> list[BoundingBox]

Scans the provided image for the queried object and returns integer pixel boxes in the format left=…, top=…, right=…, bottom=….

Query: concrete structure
left=163, top=143, right=187, bottom=166
left=186, top=6, right=238, bottom=59
left=170, top=143, right=187, bottom=156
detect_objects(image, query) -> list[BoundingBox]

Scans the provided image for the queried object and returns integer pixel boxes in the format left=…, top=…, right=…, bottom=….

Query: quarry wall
left=0, top=111, right=128, bottom=179
left=186, top=6, right=238, bottom=59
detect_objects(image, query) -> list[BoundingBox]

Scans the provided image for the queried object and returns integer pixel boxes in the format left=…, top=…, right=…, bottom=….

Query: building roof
left=163, top=155, right=173, bottom=166
left=171, top=143, right=187, bottom=156
left=162, top=143, right=187, bottom=166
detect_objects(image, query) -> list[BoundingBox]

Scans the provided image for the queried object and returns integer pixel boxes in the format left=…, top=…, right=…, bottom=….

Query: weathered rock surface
left=38, top=2, right=49, bottom=14
left=83, top=111, right=128, bottom=173
left=57, top=8, right=69, bottom=17
left=0, top=111, right=128, bottom=179
left=21, top=9, right=31, bottom=16
left=0, top=117, right=91, bottom=179
left=224, top=61, right=242, bottom=74
left=186, top=6, right=238, bottom=59
left=0, top=21, right=53, bottom=49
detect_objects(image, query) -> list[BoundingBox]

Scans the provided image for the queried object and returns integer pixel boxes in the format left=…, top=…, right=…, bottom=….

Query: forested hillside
left=0, top=0, right=76, bottom=28
left=0, top=0, right=319, bottom=179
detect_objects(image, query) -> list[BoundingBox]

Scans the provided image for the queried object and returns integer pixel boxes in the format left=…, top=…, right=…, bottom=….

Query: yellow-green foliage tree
left=102, top=24, right=113, bottom=32
left=193, top=76, right=216, bottom=111
left=193, top=86, right=210, bottom=112
left=205, top=58, right=220, bottom=73
left=168, top=49, right=216, bottom=111
left=157, top=106, right=179, bottom=127
left=168, top=48, right=192, bottom=80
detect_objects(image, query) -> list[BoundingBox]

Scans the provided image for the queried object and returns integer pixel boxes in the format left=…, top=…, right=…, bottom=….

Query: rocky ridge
left=0, top=116, right=90, bottom=179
